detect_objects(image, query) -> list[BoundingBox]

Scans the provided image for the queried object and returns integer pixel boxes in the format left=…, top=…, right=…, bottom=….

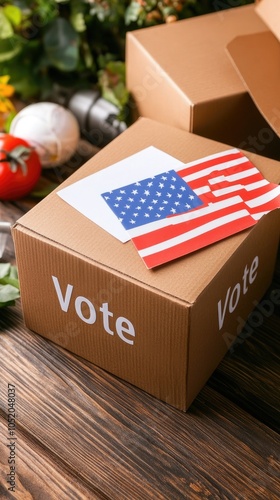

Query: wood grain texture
left=0, top=302, right=279, bottom=499
left=0, top=416, right=102, bottom=499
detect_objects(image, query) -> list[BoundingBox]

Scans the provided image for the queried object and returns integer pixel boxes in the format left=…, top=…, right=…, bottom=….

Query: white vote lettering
left=52, top=275, right=135, bottom=345
left=218, top=256, right=259, bottom=330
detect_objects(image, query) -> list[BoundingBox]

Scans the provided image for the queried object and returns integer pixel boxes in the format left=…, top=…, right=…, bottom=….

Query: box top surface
left=15, top=118, right=280, bottom=304
left=256, top=0, right=280, bottom=41
left=227, top=31, right=280, bottom=138
left=226, top=0, right=280, bottom=138
left=126, top=5, right=267, bottom=104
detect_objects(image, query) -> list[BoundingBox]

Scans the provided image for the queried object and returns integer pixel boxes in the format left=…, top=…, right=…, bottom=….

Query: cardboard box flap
left=256, top=0, right=280, bottom=42
left=227, top=31, right=280, bottom=138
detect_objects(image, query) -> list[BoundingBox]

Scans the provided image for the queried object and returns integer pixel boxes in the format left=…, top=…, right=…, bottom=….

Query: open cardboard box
left=12, top=118, right=280, bottom=411
left=126, top=2, right=280, bottom=160
left=227, top=0, right=280, bottom=156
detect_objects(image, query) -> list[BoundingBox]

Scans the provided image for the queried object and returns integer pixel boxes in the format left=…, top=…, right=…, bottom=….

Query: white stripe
left=182, top=156, right=248, bottom=182
left=128, top=195, right=243, bottom=238
left=139, top=209, right=250, bottom=258
left=194, top=186, right=211, bottom=195
left=169, top=196, right=243, bottom=225
left=212, top=179, right=269, bottom=197
left=246, top=185, right=280, bottom=208
left=251, top=211, right=267, bottom=220
left=209, top=167, right=260, bottom=185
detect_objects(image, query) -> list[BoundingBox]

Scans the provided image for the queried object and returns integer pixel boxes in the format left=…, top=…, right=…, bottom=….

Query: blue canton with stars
left=101, top=170, right=204, bottom=230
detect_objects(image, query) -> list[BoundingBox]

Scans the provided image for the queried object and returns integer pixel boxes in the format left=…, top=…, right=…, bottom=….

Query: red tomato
left=0, top=134, right=42, bottom=200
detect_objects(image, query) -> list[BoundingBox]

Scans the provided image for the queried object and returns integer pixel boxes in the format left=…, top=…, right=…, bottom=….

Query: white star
left=140, top=198, right=146, bottom=204
left=147, top=181, right=153, bottom=187
left=135, top=181, right=141, bottom=186
left=159, top=206, right=165, bottom=211
left=174, top=201, right=180, bottom=206
left=133, top=212, right=139, bottom=217
left=171, top=208, right=176, bottom=214
left=152, top=199, right=158, bottom=205
left=177, top=193, right=182, bottom=198
left=114, top=203, right=119, bottom=207
left=180, top=186, right=186, bottom=191
left=148, top=206, right=153, bottom=211
left=129, top=219, right=136, bottom=225
left=161, top=175, right=167, bottom=181
left=186, top=204, right=191, bottom=209
left=144, top=190, right=150, bottom=196
left=128, top=197, right=134, bottom=202
left=156, top=191, right=161, bottom=197
left=159, top=182, right=164, bottom=189
left=136, top=206, right=141, bottom=210
left=170, top=184, right=175, bottom=190
left=189, top=195, right=195, bottom=200
left=120, top=189, right=126, bottom=194
left=166, top=193, right=172, bottom=198
left=144, top=213, right=150, bottom=218
left=132, top=189, right=138, bottom=195
left=104, top=195, right=110, bottom=200
left=125, top=204, right=131, bottom=209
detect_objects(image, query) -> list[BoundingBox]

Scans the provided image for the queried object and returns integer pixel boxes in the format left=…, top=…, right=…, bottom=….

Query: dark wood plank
left=0, top=304, right=279, bottom=499
left=0, top=416, right=102, bottom=499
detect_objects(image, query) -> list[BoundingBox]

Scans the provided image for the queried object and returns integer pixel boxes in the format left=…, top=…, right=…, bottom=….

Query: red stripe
left=131, top=200, right=250, bottom=251
left=142, top=214, right=255, bottom=269
left=177, top=151, right=244, bottom=179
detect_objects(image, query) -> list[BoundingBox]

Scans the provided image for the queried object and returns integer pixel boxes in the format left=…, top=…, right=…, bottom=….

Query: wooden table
left=0, top=165, right=279, bottom=499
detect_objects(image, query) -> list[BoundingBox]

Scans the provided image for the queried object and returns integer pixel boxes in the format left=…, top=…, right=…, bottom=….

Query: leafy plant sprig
left=0, top=262, right=20, bottom=308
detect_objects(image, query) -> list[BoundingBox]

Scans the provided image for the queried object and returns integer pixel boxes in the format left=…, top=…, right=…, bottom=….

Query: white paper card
left=57, top=146, right=184, bottom=242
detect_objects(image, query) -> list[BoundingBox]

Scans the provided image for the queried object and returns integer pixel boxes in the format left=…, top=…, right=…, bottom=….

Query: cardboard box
left=126, top=4, right=280, bottom=160
left=227, top=0, right=280, bottom=154
left=12, top=118, right=280, bottom=411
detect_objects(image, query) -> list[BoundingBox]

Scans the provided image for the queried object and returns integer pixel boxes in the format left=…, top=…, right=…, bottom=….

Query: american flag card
left=102, top=148, right=280, bottom=269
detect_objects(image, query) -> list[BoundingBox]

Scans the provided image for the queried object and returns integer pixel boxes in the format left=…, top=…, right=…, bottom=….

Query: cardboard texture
left=227, top=0, right=280, bottom=143
left=12, top=118, right=280, bottom=411
left=126, top=4, right=280, bottom=160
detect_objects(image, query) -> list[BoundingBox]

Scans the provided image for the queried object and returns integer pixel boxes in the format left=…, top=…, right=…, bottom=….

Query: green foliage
left=0, top=262, right=20, bottom=307
left=0, top=0, right=253, bottom=118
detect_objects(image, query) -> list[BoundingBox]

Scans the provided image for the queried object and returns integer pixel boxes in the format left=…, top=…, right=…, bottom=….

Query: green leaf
left=0, top=283, right=20, bottom=306
left=0, top=263, right=20, bottom=307
left=0, top=36, right=22, bottom=62
left=9, top=266, right=18, bottom=281
left=125, top=1, right=142, bottom=25
left=0, top=9, right=14, bottom=39
left=0, top=263, right=11, bottom=279
left=3, top=5, right=22, bottom=27
left=43, top=17, right=79, bottom=71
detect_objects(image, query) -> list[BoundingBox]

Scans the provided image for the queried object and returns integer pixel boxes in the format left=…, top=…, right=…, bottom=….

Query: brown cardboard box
left=126, top=4, right=280, bottom=160
left=12, top=118, right=280, bottom=411
left=227, top=0, right=280, bottom=153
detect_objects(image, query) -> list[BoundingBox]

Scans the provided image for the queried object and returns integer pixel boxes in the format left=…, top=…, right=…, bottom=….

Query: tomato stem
left=0, top=146, right=33, bottom=176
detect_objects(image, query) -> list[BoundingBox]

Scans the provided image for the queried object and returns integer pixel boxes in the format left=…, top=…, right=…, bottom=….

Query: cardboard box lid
left=14, top=118, right=280, bottom=305
left=227, top=0, right=280, bottom=138
left=126, top=4, right=267, bottom=105
left=256, top=0, right=280, bottom=41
